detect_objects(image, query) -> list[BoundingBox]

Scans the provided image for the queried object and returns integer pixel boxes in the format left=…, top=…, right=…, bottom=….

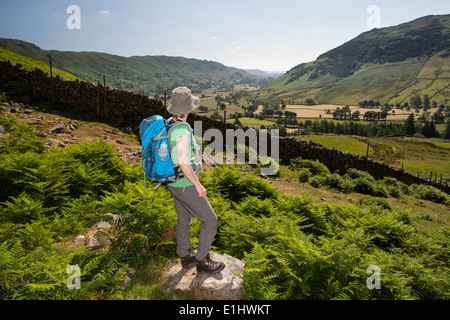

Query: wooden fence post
left=164, top=91, right=167, bottom=118
left=365, top=143, right=370, bottom=169
left=97, top=81, right=100, bottom=117
left=50, top=60, right=54, bottom=103
left=103, top=75, right=107, bottom=118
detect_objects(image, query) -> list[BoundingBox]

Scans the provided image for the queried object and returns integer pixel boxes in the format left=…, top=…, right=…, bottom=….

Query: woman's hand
left=195, top=183, right=207, bottom=198
left=176, top=134, right=207, bottom=198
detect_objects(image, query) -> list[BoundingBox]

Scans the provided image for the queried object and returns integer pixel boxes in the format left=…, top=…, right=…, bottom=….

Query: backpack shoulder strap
left=167, top=119, right=192, bottom=133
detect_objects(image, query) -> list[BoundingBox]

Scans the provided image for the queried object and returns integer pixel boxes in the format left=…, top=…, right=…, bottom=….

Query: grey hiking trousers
left=167, top=185, right=218, bottom=261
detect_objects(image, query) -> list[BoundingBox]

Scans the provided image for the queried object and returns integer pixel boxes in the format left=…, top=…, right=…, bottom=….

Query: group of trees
left=409, top=94, right=434, bottom=109
left=358, top=100, right=381, bottom=107
left=358, top=94, right=446, bottom=115
left=330, top=106, right=390, bottom=121
left=296, top=119, right=406, bottom=137
left=331, top=106, right=363, bottom=121
left=274, top=114, right=449, bottom=139
left=405, top=113, right=446, bottom=138
left=362, top=110, right=389, bottom=121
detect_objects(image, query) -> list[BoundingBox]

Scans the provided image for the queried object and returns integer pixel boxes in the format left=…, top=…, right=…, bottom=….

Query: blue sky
left=0, top=0, right=449, bottom=71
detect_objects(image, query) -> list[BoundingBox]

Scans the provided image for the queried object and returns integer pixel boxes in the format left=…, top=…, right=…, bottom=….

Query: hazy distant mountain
left=244, top=69, right=285, bottom=79
left=260, top=15, right=450, bottom=105
left=0, top=38, right=269, bottom=95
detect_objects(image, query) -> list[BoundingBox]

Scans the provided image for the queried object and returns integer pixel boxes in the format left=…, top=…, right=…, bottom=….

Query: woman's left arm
left=176, top=134, right=207, bottom=197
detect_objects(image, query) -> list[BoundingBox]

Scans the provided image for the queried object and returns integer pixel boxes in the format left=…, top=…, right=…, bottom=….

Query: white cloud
left=210, top=36, right=218, bottom=40
left=99, top=10, right=110, bottom=15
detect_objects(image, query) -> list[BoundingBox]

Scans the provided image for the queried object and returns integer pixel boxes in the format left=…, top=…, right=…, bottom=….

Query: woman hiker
left=166, top=86, right=225, bottom=274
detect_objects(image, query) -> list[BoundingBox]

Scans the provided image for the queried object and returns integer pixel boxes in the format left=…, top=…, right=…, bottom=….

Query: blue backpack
left=139, top=115, right=201, bottom=192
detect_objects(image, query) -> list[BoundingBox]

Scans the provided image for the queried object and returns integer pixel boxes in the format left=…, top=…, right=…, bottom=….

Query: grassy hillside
left=390, top=48, right=450, bottom=105
left=260, top=15, right=450, bottom=105
left=0, top=38, right=268, bottom=96
left=0, top=47, right=80, bottom=81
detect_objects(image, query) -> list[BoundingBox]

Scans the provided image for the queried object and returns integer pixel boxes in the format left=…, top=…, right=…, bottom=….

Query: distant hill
left=0, top=38, right=269, bottom=95
left=244, top=69, right=285, bottom=79
left=260, top=15, right=450, bottom=105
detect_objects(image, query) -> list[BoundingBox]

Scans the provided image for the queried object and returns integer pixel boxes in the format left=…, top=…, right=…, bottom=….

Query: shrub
left=298, top=168, right=311, bottom=182
left=258, top=155, right=280, bottom=177
left=357, top=197, right=393, bottom=211
left=381, top=177, right=410, bottom=198
left=205, top=166, right=278, bottom=203
left=98, top=182, right=177, bottom=264
left=0, top=114, right=46, bottom=155
left=235, top=196, right=274, bottom=217
left=1, top=192, right=54, bottom=224
left=345, top=168, right=375, bottom=181
left=276, top=194, right=326, bottom=235
left=290, top=158, right=330, bottom=176
left=309, top=175, right=323, bottom=188
left=352, top=177, right=391, bottom=197
left=322, top=173, right=345, bottom=192
left=410, top=184, right=450, bottom=205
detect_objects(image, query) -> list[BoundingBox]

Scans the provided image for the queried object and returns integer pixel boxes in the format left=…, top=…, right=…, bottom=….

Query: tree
left=410, top=95, right=422, bottom=109
left=342, top=105, right=351, bottom=120
left=405, top=113, right=416, bottom=135
left=363, top=111, right=378, bottom=121
left=352, top=110, right=360, bottom=121
left=274, top=110, right=284, bottom=117
left=432, top=110, right=445, bottom=123
left=423, top=94, right=430, bottom=109
left=443, top=119, right=450, bottom=139
left=198, top=106, right=208, bottom=113
left=421, top=120, right=440, bottom=138
left=284, top=111, right=296, bottom=118
left=304, top=98, right=316, bottom=106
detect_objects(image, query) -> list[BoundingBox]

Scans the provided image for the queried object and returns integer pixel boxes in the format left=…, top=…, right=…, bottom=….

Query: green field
left=298, top=134, right=450, bottom=181
left=296, top=134, right=370, bottom=156
left=227, top=117, right=275, bottom=127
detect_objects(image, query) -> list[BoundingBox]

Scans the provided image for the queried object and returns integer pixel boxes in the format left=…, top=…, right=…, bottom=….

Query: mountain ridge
left=0, top=38, right=269, bottom=96
left=260, top=14, right=450, bottom=105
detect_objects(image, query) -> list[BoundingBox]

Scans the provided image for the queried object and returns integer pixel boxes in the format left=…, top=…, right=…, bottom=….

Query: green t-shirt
left=168, top=123, right=195, bottom=188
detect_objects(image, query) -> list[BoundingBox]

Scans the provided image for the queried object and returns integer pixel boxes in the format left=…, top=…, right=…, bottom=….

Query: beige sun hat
left=167, top=87, right=199, bottom=115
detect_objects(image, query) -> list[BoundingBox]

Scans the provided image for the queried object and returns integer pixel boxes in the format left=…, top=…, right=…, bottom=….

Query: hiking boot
left=196, top=253, right=225, bottom=274
left=180, top=251, right=196, bottom=269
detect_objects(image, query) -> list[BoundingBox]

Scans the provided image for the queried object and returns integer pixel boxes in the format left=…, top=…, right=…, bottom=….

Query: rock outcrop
left=164, top=252, right=246, bottom=300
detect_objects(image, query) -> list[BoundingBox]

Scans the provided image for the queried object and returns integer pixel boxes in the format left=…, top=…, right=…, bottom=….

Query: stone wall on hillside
left=278, top=137, right=449, bottom=192
left=0, top=60, right=448, bottom=193
left=0, top=60, right=165, bottom=124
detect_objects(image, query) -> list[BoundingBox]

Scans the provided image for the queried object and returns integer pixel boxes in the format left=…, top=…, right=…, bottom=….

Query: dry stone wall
left=278, top=137, right=449, bottom=192
left=1, top=60, right=448, bottom=193
left=0, top=60, right=166, bottom=124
